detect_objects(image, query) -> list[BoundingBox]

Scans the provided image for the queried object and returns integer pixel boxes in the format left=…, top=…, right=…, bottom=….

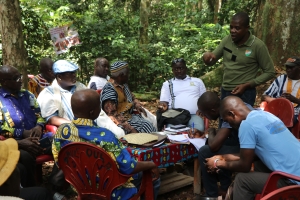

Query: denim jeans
left=221, top=87, right=256, bottom=106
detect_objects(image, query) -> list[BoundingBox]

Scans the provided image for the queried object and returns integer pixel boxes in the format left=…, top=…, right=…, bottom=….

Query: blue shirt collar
left=0, top=88, right=24, bottom=98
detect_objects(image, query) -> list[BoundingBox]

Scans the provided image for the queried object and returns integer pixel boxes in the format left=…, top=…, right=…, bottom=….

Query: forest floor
left=42, top=68, right=281, bottom=199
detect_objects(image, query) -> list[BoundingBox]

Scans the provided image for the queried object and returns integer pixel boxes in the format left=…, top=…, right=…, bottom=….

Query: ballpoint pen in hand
left=192, top=122, right=194, bottom=135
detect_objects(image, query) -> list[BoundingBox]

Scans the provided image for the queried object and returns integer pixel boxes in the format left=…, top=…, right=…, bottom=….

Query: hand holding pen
left=192, top=122, right=195, bottom=135
left=188, top=122, right=206, bottom=139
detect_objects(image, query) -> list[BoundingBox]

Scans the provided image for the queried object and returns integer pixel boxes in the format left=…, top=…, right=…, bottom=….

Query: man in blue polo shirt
left=206, top=96, right=300, bottom=200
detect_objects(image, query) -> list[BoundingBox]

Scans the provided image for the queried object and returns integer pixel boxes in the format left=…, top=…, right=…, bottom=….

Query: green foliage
left=21, top=3, right=53, bottom=73
left=218, top=0, right=259, bottom=25
left=4, top=0, right=256, bottom=93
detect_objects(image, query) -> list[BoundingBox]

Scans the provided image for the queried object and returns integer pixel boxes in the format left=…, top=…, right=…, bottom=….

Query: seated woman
left=101, top=61, right=157, bottom=134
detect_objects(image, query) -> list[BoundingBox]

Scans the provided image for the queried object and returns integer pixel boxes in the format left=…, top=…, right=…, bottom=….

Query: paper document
left=188, top=137, right=207, bottom=151
left=167, top=134, right=206, bottom=151
left=167, top=134, right=189, bottom=143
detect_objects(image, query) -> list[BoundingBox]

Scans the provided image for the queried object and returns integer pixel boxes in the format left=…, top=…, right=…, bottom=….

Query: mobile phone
left=39, top=137, right=52, bottom=148
left=170, top=125, right=186, bottom=129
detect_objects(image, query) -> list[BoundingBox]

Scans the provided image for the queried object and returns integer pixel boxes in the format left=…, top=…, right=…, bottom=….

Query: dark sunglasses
left=172, top=58, right=185, bottom=64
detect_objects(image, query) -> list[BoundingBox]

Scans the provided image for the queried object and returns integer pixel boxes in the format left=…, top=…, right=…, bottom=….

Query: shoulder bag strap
left=168, top=79, right=175, bottom=109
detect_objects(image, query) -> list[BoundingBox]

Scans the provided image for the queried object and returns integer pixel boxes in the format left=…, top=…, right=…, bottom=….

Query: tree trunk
left=139, top=0, right=150, bottom=45
left=0, top=0, right=28, bottom=88
left=200, top=65, right=223, bottom=88
left=206, top=0, right=215, bottom=22
left=254, top=0, right=300, bottom=67
left=198, top=0, right=203, bottom=11
left=213, top=0, right=222, bottom=23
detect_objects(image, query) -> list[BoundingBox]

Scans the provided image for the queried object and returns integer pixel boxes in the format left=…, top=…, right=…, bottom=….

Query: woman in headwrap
left=101, top=61, right=157, bottom=134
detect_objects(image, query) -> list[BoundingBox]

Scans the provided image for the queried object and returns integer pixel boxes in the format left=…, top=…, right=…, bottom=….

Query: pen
left=192, top=122, right=194, bottom=134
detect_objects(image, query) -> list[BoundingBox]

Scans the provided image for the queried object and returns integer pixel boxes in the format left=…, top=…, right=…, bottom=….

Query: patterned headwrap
left=110, top=61, right=128, bottom=75
left=53, top=60, right=79, bottom=74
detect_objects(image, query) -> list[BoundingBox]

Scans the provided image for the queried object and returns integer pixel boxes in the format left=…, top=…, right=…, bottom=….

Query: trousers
left=18, top=149, right=36, bottom=187
left=221, top=87, right=256, bottom=106
left=233, top=160, right=294, bottom=200
left=198, top=143, right=240, bottom=197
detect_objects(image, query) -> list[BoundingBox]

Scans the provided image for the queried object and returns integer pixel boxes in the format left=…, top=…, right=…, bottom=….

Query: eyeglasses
left=2, top=74, right=23, bottom=82
left=172, top=58, right=185, bottom=64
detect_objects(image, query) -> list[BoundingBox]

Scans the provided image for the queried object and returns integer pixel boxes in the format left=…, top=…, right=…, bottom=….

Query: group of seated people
left=0, top=54, right=300, bottom=200
left=0, top=56, right=204, bottom=200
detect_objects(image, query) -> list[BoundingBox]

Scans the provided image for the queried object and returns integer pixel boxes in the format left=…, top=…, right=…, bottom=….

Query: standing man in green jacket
left=202, top=12, right=275, bottom=106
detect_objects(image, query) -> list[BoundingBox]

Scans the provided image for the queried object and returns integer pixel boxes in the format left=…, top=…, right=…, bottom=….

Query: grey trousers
left=233, top=160, right=293, bottom=200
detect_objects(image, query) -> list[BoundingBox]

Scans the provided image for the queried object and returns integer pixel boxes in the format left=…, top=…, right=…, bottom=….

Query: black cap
left=285, top=56, right=300, bottom=67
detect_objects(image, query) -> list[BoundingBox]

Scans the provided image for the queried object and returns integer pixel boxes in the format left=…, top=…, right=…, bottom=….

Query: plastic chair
left=263, top=98, right=294, bottom=128
left=255, top=171, right=300, bottom=199
left=290, top=115, right=300, bottom=139
left=58, top=142, right=154, bottom=200
left=260, top=185, right=300, bottom=200
left=261, top=99, right=300, bottom=138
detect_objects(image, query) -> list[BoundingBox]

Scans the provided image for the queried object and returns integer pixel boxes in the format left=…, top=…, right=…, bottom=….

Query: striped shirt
left=264, top=74, right=300, bottom=114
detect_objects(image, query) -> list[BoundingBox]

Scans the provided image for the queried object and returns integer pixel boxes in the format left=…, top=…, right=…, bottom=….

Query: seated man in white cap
left=37, top=60, right=125, bottom=138
left=0, top=138, right=52, bottom=200
left=37, top=60, right=86, bottom=126
left=101, top=61, right=157, bottom=134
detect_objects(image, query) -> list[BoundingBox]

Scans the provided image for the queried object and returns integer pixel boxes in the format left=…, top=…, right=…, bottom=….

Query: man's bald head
left=197, top=91, right=220, bottom=120
left=220, top=96, right=251, bottom=129
left=40, top=58, right=53, bottom=70
left=71, top=89, right=101, bottom=120
left=0, top=65, right=18, bottom=80
left=40, top=58, right=55, bottom=83
left=0, top=66, right=22, bottom=93
left=232, top=12, right=250, bottom=27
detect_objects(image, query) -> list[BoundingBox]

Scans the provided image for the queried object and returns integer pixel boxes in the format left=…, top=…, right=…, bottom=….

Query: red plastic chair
left=255, top=171, right=300, bottom=199
left=261, top=99, right=300, bottom=138
left=260, top=185, right=300, bottom=200
left=263, top=98, right=294, bottom=128
left=58, top=142, right=154, bottom=200
left=291, top=115, right=300, bottom=139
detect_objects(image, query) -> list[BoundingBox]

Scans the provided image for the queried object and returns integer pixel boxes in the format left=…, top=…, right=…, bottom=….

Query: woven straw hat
left=0, top=139, right=20, bottom=186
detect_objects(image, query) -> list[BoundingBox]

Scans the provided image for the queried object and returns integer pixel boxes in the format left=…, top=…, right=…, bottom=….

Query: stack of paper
left=167, top=134, right=207, bottom=151
left=167, top=134, right=189, bottom=144
left=164, top=127, right=190, bottom=134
